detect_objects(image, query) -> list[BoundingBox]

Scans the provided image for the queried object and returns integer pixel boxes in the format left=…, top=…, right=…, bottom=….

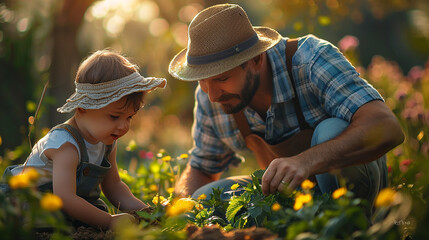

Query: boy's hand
left=110, top=213, right=138, bottom=229
left=139, top=205, right=154, bottom=213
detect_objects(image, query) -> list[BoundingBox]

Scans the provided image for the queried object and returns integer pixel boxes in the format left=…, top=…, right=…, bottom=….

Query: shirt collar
left=266, top=38, right=295, bottom=104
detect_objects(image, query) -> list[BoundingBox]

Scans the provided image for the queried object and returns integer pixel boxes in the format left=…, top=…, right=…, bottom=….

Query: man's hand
left=261, top=101, right=404, bottom=196
left=261, top=156, right=311, bottom=195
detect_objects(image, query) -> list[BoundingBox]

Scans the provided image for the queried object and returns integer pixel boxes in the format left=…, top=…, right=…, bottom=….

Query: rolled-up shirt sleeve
left=189, top=87, right=243, bottom=174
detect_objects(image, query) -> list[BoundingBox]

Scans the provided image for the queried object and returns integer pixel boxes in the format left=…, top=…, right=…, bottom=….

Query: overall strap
left=233, top=38, right=311, bottom=138
left=286, top=38, right=311, bottom=130
left=233, top=108, right=252, bottom=138
left=53, top=124, right=90, bottom=163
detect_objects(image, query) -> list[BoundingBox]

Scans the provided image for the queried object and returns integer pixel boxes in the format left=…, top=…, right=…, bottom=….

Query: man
left=168, top=3, right=404, bottom=211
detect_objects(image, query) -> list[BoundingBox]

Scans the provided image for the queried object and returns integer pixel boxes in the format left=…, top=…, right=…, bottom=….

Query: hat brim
left=57, top=76, right=166, bottom=113
left=169, top=27, right=282, bottom=81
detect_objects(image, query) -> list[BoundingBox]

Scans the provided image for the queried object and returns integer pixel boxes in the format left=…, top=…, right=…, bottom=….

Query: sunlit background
left=0, top=0, right=428, bottom=175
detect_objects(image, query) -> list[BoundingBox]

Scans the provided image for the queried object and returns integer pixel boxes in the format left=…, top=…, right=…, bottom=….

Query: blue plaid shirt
left=190, top=35, right=383, bottom=174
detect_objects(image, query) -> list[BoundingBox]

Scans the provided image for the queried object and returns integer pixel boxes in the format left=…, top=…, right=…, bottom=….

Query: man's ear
left=250, top=53, right=264, bottom=71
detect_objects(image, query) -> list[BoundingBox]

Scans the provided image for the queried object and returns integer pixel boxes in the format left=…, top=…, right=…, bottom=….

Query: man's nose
left=200, top=80, right=221, bottom=102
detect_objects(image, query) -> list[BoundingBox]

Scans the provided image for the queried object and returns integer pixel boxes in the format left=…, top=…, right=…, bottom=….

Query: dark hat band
left=187, top=33, right=259, bottom=65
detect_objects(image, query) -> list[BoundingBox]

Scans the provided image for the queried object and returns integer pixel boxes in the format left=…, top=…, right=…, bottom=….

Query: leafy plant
left=0, top=169, right=70, bottom=239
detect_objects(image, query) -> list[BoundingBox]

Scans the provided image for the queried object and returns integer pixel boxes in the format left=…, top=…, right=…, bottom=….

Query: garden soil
left=35, top=224, right=277, bottom=240
left=187, top=225, right=277, bottom=240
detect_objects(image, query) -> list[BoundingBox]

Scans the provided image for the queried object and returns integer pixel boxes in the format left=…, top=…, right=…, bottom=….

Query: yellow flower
left=293, top=193, right=312, bottom=211
left=293, top=200, right=304, bottom=211
left=375, top=188, right=397, bottom=208
left=167, top=187, right=175, bottom=194
left=196, top=203, right=204, bottom=211
left=9, top=174, right=30, bottom=189
left=297, top=193, right=312, bottom=203
left=180, top=153, right=189, bottom=159
left=271, top=202, right=281, bottom=212
left=40, top=193, right=63, bottom=211
left=231, top=183, right=240, bottom=190
left=162, top=156, right=172, bottom=162
left=125, top=140, right=137, bottom=151
left=167, top=198, right=196, bottom=216
left=0, top=135, right=2, bottom=146
left=318, top=16, right=331, bottom=26
left=332, top=187, right=347, bottom=199
left=301, top=179, right=315, bottom=190
left=24, top=167, right=39, bottom=182
left=152, top=195, right=166, bottom=205
left=197, top=194, right=207, bottom=200
left=293, top=21, right=303, bottom=31
left=149, top=184, right=158, bottom=192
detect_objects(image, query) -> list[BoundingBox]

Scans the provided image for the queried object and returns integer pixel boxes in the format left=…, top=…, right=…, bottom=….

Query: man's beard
left=219, top=71, right=260, bottom=114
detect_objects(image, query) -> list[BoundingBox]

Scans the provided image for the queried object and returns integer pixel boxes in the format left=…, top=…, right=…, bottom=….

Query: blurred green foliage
left=1, top=0, right=428, bottom=158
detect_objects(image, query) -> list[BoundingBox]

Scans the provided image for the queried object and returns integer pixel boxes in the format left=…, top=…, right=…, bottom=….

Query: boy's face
left=77, top=97, right=137, bottom=145
left=198, top=63, right=260, bottom=114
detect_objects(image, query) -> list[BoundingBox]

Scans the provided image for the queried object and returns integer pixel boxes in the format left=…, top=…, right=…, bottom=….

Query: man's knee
left=311, top=118, right=349, bottom=146
left=341, top=156, right=387, bottom=199
left=191, top=175, right=252, bottom=200
left=311, top=118, right=388, bottom=209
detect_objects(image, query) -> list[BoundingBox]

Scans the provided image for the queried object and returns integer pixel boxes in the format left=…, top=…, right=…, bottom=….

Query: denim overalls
left=1, top=124, right=112, bottom=213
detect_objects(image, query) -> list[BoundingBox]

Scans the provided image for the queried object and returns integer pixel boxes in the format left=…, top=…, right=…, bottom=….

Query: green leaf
left=320, top=212, right=348, bottom=237
left=287, top=221, right=309, bottom=240
left=251, top=170, right=265, bottom=193
left=226, top=197, right=245, bottom=223
left=195, top=209, right=209, bottom=220
left=252, top=169, right=265, bottom=179
left=137, top=211, right=152, bottom=219
left=234, top=215, right=249, bottom=229
left=248, top=205, right=262, bottom=218
left=223, top=224, right=234, bottom=232
left=206, top=216, right=227, bottom=226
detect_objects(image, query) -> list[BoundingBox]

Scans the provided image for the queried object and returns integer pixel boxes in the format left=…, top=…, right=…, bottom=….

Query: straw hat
left=169, top=4, right=282, bottom=81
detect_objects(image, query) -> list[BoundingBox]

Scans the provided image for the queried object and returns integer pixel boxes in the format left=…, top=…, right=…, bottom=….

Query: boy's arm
left=101, top=144, right=149, bottom=211
left=47, top=143, right=133, bottom=229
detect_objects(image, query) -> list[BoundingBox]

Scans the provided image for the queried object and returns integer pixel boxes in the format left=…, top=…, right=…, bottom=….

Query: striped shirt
left=190, top=34, right=383, bottom=174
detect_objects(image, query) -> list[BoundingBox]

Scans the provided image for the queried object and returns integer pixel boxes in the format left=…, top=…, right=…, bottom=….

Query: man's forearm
left=303, top=100, right=404, bottom=175
left=174, top=163, right=222, bottom=197
left=261, top=101, right=404, bottom=194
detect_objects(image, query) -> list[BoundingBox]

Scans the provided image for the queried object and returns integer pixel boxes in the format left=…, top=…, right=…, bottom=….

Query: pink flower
left=407, top=66, right=423, bottom=83
left=146, top=152, right=154, bottom=159
left=401, top=159, right=412, bottom=166
left=387, top=165, right=392, bottom=173
left=393, top=147, right=403, bottom=157
left=399, top=159, right=412, bottom=173
left=139, top=150, right=146, bottom=159
left=394, top=89, right=407, bottom=101
left=338, top=35, right=359, bottom=52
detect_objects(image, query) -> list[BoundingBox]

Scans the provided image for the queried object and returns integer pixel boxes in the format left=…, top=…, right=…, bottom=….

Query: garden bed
left=34, top=225, right=277, bottom=240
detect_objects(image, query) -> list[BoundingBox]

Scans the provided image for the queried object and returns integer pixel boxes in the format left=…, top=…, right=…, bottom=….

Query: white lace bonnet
left=57, top=72, right=166, bottom=113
